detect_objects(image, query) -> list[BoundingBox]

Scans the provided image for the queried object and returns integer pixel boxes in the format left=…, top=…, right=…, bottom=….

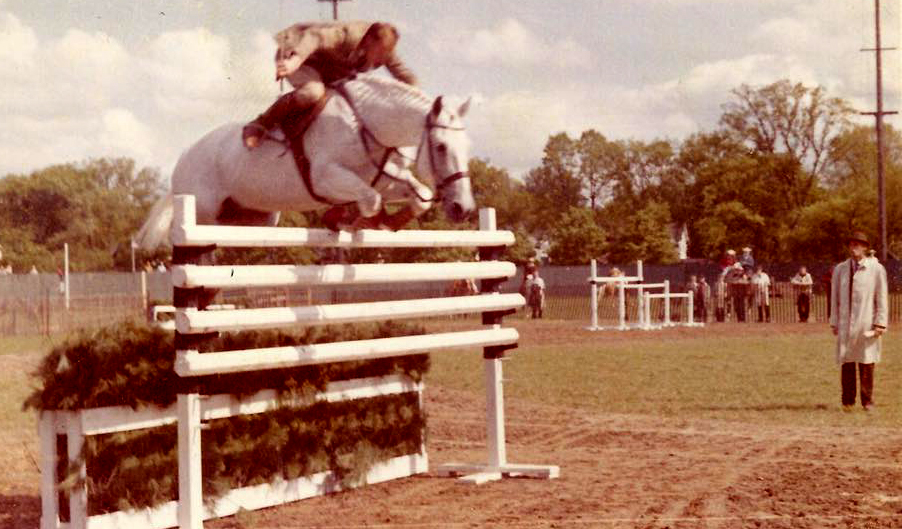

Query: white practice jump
left=40, top=194, right=558, bottom=529
left=587, top=259, right=704, bottom=331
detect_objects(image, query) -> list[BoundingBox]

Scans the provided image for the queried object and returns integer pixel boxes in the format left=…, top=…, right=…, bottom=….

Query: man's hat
left=848, top=231, right=871, bottom=247
left=742, top=246, right=752, bottom=252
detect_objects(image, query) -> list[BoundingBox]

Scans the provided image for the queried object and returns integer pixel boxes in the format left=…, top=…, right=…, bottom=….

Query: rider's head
left=354, top=23, right=399, bottom=70
left=273, top=25, right=304, bottom=81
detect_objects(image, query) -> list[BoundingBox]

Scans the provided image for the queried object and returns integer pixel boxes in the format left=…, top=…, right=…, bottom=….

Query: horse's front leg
left=377, top=169, right=435, bottom=231
left=314, top=163, right=384, bottom=230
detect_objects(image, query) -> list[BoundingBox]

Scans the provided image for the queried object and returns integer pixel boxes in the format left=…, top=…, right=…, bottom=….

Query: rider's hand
left=244, top=136, right=259, bottom=150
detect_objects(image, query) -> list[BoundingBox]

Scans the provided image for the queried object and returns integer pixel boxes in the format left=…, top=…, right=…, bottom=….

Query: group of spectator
left=684, top=246, right=817, bottom=325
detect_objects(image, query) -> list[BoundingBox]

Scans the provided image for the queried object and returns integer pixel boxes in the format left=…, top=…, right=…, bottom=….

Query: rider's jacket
left=275, top=21, right=417, bottom=85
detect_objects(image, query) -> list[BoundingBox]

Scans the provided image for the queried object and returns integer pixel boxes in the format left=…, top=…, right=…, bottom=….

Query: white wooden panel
left=175, top=328, right=519, bottom=377
left=79, top=376, right=419, bottom=436
left=177, top=294, right=525, bottom=333
left=171, top=261, right=515, bottom=289
left=85, top=452, right=427, bottom=529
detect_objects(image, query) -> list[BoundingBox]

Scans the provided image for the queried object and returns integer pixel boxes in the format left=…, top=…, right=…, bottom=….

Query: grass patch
left=0, top=334, right=61, bottom=356
left=426, top=322, right=901, bottom=428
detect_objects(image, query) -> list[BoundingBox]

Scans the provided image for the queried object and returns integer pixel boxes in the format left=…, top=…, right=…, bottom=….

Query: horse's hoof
left=322, top=206, right=351, bottom=231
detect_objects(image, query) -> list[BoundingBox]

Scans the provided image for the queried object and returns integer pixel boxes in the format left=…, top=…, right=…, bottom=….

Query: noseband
left=416, top=110, right=468, bottom=201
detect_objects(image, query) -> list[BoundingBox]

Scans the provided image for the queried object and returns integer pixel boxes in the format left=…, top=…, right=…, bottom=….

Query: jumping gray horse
left=136, top=73, right=475, bottom=249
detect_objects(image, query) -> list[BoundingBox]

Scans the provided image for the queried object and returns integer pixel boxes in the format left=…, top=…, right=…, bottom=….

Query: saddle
left=276, top=93, right=334, bottom=205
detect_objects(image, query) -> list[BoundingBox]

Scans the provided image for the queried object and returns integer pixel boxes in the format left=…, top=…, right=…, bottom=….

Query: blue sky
left=0, top=0, right=898, bottom=179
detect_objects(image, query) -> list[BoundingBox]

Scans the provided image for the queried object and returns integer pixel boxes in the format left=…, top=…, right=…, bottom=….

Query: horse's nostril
left=451, top=202, right=464, bottom=221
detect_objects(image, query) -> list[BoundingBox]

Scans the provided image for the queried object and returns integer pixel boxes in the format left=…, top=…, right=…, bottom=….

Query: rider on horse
left=242, top=21, right=417, bottom=150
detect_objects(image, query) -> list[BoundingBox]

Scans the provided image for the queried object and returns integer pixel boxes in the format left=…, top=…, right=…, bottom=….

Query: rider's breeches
left=285, top=65, right=326, bottom=106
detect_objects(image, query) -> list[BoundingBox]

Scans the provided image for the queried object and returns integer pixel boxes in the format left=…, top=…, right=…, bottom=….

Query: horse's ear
left=431, top=96, right=443, bottom=117
left=457, top=97, right=472, bottom=119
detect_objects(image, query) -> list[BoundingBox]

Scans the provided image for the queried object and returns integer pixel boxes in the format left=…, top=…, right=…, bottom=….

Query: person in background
left=830, top=231, right=888, bottom=412
left=726, top=263, right=748, bottom=322
left=719, top=249, right=737, bottom=276
left=791, top=266, right=814, bottom=323
left=714, top=274, right=727, bottom=322
left=527, top=268, right=546, bottom=319
left=697, top=276, right=710, bottom=323
left=740, top=247, right=755, bottom=274
left=750, top=265, right=771, bottom=323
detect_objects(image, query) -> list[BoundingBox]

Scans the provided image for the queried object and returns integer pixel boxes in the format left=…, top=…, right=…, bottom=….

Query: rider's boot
left=381, top=206, right=416, bottom=231
left=242, top=92, right=302, bottom=149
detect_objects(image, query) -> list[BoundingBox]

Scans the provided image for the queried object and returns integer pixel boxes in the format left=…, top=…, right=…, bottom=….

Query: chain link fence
left=2, top=262, right=900, bottom=336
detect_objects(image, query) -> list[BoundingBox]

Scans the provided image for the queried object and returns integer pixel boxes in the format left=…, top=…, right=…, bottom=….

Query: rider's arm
left=384, top=53, right=418, bottom=86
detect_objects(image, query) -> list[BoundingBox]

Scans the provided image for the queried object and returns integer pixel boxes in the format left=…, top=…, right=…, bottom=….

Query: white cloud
left=142, top=27, right=234, bottom=119
left=0, top=12, right=37, bottom=76
left=98, top=108, right=155, bottom=164
left=431, top=18, right=591, bottom=69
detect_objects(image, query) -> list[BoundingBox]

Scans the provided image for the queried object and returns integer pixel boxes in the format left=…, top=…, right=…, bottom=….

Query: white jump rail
left=176, top=294, right=525, bottom=334
left=642, top=290, right=703, bottom=330
left=40, top=194, right=559, bottom=529
left=586, top=259, right=643, bottom=331
left=171, top=261, right=516, bottom=288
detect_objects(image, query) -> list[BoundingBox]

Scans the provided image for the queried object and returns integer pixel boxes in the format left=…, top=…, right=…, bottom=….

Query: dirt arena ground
left=2, top=323, right=901, bottom=528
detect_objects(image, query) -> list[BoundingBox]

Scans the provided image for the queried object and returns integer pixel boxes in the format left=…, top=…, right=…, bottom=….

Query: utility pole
left=861, top=0, right=897, bottom=262
left=317, top=0, right=351, bottom=20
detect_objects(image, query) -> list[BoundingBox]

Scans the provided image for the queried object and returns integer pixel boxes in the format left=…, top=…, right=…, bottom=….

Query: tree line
left=1, top=79, right=899, bottom=272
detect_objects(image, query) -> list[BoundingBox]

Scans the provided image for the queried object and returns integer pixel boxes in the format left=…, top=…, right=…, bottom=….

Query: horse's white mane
left=338, top=73, right=433, bottom=115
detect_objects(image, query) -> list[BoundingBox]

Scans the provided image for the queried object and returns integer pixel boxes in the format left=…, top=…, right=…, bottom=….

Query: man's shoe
left=863, top=403, right=874, bottom=412
left=842, top=405, right=854, bottom=412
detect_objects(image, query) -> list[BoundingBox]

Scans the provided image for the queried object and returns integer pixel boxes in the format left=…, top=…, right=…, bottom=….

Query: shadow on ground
left=0, top=494, right=40, bottom=529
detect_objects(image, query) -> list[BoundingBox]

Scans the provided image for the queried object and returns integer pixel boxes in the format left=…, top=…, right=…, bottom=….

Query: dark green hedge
left=25, top=320, right=430, bottom=515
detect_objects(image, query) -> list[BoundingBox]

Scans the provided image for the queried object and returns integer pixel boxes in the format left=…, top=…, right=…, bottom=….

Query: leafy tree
left=547, top=207, right=605, bottom=265
left=468, top=157, right=531, bottom=230
left=524, top=133, right=584, bottom=236
left=0, top=158, right=164, bottom=272
left=603, top=201, right=678, bottom=264
left=720, top=79, right=853, bottom=208
left=576, top=130, right=622, bottom=211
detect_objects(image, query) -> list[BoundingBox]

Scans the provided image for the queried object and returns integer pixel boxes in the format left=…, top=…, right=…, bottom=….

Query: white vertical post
left=617, top=282, right=626, bottom=330
left=479, top=208, right=506, bottom=470
left=637, top=285, right=645, bottom=328
left=643, top=291, right=651, bottom=330
left=589, top=260, right=598, bottom=329
left=131, top=238, right=136, bottom=273
left=636, top=260, right=644, bottom=281
left=63, top=243, right=70, bottom=311
left=66, top=415, right=86, bottom=528
left=663, top=280, right=671, bottom=326
left=39, top=412, right=59, bottom=529
left=178, top=393, right=203, bottom=529
left=141, top=271, right=148, bottom=310
left=688, top=290, right=695, bottom=326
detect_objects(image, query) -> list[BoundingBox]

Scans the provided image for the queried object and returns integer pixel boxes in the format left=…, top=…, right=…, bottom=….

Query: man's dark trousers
left=841, top=362, right=874, bottom=407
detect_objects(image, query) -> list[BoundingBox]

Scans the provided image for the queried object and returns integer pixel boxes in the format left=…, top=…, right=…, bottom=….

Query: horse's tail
left=134, top=191, right=174, bottom=250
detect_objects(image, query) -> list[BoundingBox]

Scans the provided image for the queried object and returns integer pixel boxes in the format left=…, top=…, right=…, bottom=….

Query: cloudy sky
left=0, top=0, right=899, bottom=180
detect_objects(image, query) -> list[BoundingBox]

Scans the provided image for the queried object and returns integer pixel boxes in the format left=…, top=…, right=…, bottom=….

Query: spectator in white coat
left=830, top=231, right=888, bottom=411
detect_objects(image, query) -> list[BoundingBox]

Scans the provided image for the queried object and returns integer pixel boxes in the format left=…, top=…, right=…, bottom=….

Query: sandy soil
left=3, top=322, right=901, bottom=528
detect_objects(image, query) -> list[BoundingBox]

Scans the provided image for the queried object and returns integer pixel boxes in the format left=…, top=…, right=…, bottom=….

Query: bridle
left=333, top=81, right=468, bottom=204
left=414, top=114, right=468, bottom=199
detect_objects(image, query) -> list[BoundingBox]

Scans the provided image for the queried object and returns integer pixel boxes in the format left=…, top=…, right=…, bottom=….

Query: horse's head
left=419, top=96, right=475, bottom=223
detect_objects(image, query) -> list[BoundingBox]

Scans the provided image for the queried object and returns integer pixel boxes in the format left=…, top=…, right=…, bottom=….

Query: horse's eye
left=436, top=144, right=447, bottom=154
